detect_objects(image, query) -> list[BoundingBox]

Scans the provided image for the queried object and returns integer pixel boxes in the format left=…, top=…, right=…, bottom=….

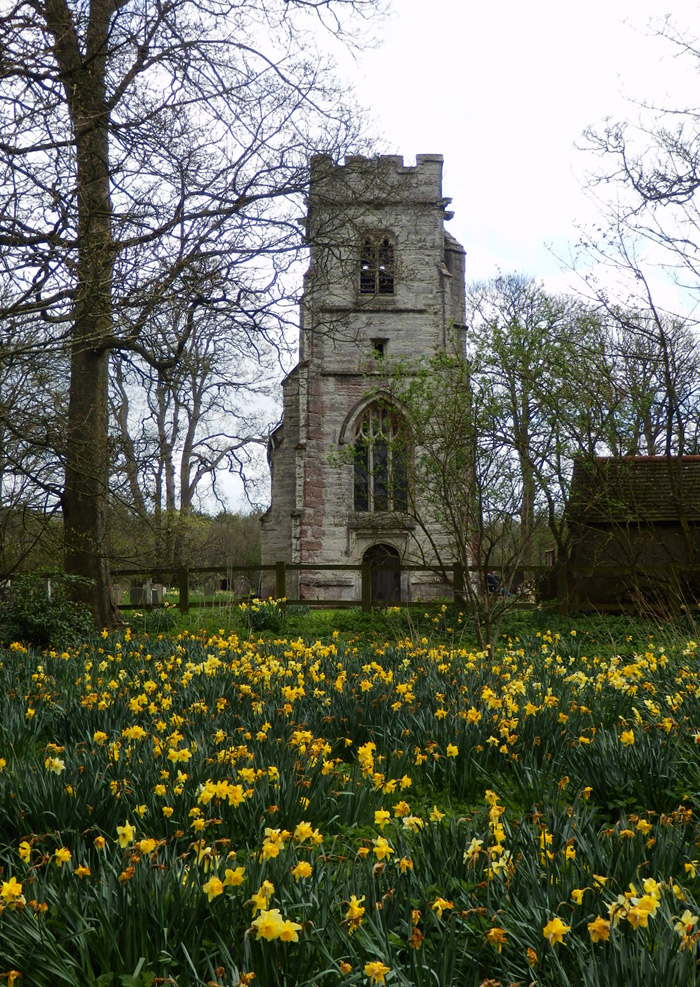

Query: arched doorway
left=363, top=544, right=401, bottom=604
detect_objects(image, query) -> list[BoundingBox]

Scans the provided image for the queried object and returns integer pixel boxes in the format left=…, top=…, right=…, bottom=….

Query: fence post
left=361, top=564, right=372, bottom=612
left=556, top=563, right=568, bottom=616
left=275, top=561, right=287, bottom=601
left=453, top=563, right=464, bottom=604
left=178, top=566, right=190, bottom=614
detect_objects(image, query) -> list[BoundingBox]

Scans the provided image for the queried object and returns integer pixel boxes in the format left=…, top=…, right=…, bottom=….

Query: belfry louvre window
left=354, top=405, right=408, bottom=512
left=360, top=234, right=395, bottom=294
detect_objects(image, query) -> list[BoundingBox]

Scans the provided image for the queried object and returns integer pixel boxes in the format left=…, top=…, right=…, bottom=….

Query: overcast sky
left=348, top=0, right=697, bottom=292
left=230, top=1, right=700, bottom=509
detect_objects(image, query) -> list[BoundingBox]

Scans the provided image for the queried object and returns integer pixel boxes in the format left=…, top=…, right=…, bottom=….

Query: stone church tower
left=261, top=153, right=466, bottom=602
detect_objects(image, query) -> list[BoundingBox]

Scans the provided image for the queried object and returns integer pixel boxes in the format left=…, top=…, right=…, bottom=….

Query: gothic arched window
left=360, top=234, right=395, bottom=295
left=354, top=405, right=408, bottom=512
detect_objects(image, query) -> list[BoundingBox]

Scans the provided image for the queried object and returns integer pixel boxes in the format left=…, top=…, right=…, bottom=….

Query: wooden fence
left=111, top=561, right=556, bottom=615
left=111, top=559, right=700, bottom=616
left=113, top=561, right=473, bottom=614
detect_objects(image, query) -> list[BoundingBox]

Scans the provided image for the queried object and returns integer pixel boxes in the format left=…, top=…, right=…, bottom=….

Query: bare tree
left=0, top=0, right=380, bottom=626
left=109, top=293, right=274, bottom=568
left=0, top=332, right=66, bottom=575
left=467, top=276, right=616, bottom=565
left=583, top=16, right=700, bottom=289
left=371, top=349, right=533, bottom=654
left=580, top=15, right=700, bottom=448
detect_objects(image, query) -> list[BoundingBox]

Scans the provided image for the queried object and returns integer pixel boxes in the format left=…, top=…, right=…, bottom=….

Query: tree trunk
left=64, top=347, right=117, bottom=627
left=49, top=0, right=118, bottom=627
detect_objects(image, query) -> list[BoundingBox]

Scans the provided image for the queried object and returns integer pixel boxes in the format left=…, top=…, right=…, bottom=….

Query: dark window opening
left=371, top=338, right=386, bottom=358
left=354, top=446, right=369, bottom=512
left=360, top=235, right=395, bottom=295
left=353, top=405, right=409, bottom=513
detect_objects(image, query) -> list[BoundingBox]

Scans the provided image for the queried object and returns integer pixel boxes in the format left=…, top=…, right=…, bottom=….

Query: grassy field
left=2, top=607, right=700, bottom=985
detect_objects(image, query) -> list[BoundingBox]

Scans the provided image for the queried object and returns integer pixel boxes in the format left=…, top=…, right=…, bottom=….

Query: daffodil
left=250, top=880, right=275, bottom=915
left=464, top=837, right=483, bottom=864
left=372, top=836, right=394, bottom=861
left=345, top=894, right=365, bottom=933
left=374, top=809, right=391, bottom=829
left=486, top=927, right=507, bottom=952
left=291, top=861, right=313, bottom=881
left=116, top=820, right=135, bottom=848
left=675, top=910, right=699, bottom=935
left=203, top=876, right=224, bottom=901
left=587, top=916, right=611, bottom=942
left=431, top=897, right=453, bottom=919
left=223, top=866, right=245, bottom=886
left=543, top=916, right=570, bottom=945
left=1, top=876, right=24, bottom=905
left=364, top=961, right=391, bottom=985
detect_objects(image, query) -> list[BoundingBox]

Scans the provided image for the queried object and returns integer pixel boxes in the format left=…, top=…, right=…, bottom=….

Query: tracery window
left=360, top=234, right=395, bottom=295
left=354, top=405, right=408, bottom=512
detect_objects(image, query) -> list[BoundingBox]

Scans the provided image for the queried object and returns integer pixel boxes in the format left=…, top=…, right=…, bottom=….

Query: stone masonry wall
left=261, top=154, right=466, bottom=602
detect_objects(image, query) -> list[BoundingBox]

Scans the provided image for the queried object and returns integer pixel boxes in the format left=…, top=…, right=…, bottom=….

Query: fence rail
left=113, top=561, right=536, bottom=613
left=109, top=559, right=700, bottom=616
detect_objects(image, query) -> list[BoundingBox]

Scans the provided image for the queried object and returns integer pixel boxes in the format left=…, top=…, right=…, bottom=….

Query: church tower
left=261, top=154, right=466, bottom=601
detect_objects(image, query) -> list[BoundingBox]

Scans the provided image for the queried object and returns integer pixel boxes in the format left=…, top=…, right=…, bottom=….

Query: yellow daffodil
left=294, top=821, right=313, bottom=842
left=202, top=876, right=224, bottom=901
left=250, top=881, right=275, bottom=915
left=116, top=820, right=135, bottom=848
left=223, top=866, right=245, bottom=886
left=374, top=809, right=391, bottom=829
left=1, top=876, right=24, bottom=905
left=364, top=960, right=391, bottom=985
left=543, top=917, right=570, bottom=945
left=431, top=897, right=453, bottom=919
left=372, top=836, right=394, bottom=861
left=675, top=910, right=699, bottom=935
left=486, top=927, right=507, bottom=952
left=291, top=861, right=313, bottom=882
left=587, top=916, right=610, bottom=942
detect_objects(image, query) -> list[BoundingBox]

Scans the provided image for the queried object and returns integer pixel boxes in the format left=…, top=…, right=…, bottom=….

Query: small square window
left=371, top=339, right=386, bottom=359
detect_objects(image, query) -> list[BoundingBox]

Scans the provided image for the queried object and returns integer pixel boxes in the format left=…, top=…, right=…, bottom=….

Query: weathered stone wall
left=261, top=154, right=466, bottom=602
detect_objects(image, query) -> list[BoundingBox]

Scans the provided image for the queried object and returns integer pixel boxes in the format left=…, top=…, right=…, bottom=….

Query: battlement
left=309, top=153, right=447, bottom=204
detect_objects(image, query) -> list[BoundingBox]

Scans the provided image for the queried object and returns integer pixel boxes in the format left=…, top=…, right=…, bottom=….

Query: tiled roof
left=567, top=456, right=700, bottom=524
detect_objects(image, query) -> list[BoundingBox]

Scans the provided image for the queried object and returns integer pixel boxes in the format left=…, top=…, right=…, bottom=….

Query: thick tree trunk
left=64, top=347, right=118, bottom=628
left=49, top=0, right=118, bottom=627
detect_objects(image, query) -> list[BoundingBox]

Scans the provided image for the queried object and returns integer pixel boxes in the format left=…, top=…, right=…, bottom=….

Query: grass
left=1, top=610, right=700, bottom=985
